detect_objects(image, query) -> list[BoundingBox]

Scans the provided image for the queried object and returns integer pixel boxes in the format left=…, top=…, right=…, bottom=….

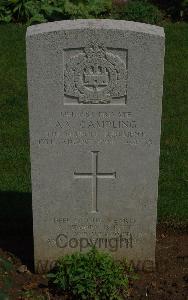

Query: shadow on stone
left=0, top=191, right=34, bottom=270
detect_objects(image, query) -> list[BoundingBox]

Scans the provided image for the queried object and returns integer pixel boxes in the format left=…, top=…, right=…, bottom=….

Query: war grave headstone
left=26, top=19, right=165, bottom=271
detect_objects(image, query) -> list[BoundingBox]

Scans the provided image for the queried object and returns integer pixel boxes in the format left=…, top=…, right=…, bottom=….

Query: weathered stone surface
left=26, top=19, right=165, bottom=272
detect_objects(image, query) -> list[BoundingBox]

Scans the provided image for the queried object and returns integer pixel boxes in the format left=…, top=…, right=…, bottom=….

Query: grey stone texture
left=26, top=19, right=165, bottom=272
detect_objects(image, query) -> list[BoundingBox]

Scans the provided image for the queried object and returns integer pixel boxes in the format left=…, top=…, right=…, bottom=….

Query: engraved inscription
left=74, top=151, right=116, bottom=213
left=36, top=111, right=152, bottom=147
left=64, top=43, right=128, bottom=104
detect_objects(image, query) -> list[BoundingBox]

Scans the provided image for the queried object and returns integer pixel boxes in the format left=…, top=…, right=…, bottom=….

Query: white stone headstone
left=26, top=20, right=165, bottom=272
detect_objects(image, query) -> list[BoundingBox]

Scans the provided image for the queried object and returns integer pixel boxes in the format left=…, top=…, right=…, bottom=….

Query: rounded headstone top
left=27, top=19, right=164, bottom=38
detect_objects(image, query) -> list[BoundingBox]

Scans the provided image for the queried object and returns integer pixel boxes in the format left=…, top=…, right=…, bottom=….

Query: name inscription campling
left=37, top=111, right=150, bottom=147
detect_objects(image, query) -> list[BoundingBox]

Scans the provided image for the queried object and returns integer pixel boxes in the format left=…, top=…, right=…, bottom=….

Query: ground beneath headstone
left=0, top=224, right=187, bottom=299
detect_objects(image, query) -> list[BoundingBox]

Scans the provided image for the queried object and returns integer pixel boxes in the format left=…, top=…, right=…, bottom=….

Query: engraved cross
left=74, top=151, right=116, bottom=213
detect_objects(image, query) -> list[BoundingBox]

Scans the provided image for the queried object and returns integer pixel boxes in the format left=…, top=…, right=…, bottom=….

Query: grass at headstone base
left=0, top=22, right=187, bottom=227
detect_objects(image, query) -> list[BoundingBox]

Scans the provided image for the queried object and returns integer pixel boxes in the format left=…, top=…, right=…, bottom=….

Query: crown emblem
left=64, top=43, right=128, bottom=104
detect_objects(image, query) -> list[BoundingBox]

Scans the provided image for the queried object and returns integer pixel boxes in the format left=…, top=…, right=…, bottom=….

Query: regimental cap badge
left=64, top=42, right=128, bottom=104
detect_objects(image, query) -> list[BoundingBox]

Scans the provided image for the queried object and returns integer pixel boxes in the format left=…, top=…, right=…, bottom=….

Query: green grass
left=158, top=22, right=188, bottom=223
left=0, top=24, right=30, bottom=192
left=0, top=22, right=187, bottom=223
